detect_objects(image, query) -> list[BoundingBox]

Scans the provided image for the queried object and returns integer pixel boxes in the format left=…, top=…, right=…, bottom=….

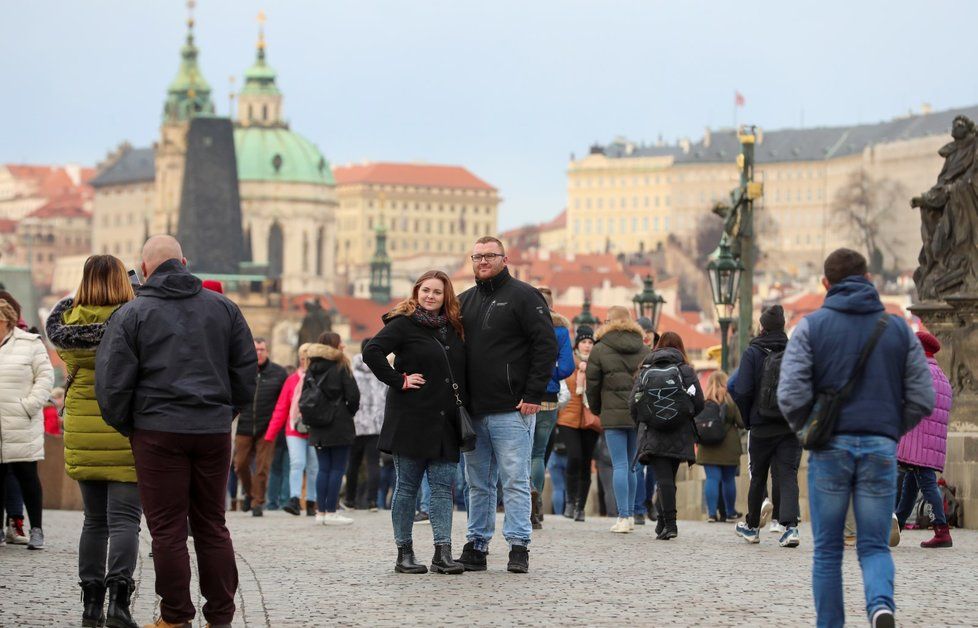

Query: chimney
left=703, top=127, right=711, bottom=148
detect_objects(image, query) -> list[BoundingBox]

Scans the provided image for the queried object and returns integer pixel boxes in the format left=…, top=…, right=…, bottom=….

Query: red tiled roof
left=540, top=209, right=567, bottom=231
left=782, top=291, right=909, bottom=329
left=25, top=195, right=91, bottom=220
left=0, top=219, right=17, bottom=234
left=334, top=162, right=496, bottom=191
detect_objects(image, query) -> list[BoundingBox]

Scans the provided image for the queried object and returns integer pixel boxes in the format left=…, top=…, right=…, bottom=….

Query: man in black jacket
left=96, top=235, right=256, bottom=628
left=233, top=337, right=288, bottom=517
left=454, top=236, right=558, bottom=574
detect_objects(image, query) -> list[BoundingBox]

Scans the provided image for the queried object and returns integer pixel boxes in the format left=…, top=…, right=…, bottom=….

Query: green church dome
left=234, top=126, right=335, bottom=186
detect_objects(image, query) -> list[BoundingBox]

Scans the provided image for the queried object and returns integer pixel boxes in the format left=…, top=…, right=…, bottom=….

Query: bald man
left=96, top=235, right=257, bottom=627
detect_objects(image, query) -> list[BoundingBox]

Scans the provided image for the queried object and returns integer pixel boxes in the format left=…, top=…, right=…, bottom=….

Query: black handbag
left=431, top=337, right=477, bottom=453
left=796, top=313, right=889, bottom=450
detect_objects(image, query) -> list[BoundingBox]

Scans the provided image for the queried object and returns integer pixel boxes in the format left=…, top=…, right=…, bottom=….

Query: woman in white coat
left=0, top=298, right=54, bottom=549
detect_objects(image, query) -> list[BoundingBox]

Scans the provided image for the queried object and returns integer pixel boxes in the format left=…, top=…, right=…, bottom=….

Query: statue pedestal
left=910, top=298, right=978, bottom=528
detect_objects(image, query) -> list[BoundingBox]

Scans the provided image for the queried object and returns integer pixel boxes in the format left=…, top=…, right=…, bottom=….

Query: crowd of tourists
left=0, top=234, right=958, bottom=628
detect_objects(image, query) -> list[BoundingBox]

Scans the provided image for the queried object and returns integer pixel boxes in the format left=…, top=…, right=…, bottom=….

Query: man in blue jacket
left=777, top=248, right=934, bottom=628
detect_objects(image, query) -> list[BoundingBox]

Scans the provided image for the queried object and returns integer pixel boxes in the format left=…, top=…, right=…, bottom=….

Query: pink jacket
left=896, top=357, right=951, bottom=471
left=264, top=370, right=306, bottom=441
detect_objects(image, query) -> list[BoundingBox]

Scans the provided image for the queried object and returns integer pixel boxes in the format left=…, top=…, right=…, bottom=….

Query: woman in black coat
left=363, top=270, right=466, bottom=576
left=306, top=332, right=360, bottom=526
left=629, top=332, right=704, bottom=540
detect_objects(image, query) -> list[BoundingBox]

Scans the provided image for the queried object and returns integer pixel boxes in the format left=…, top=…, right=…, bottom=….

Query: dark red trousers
left=131, top=429, right=238, bottom=625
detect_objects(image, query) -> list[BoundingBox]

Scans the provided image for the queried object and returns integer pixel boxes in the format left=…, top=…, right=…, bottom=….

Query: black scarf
left=749, top=329, right=788, bottom=352
left=411, top=308, right=449, bottom=340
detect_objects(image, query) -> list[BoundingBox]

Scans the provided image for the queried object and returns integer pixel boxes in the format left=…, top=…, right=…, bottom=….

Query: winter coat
left=777, top=276, right=934, bottom=442
left=458, top=267, right=558, bottom=415
left=46, top=298, right=135, bottom=482
left=363, top=314, right=464, bottom=462
left=694, top=399, right=744, bottom=467
left=629, top=347, right=704, bottom=464
left=729, top=330, right=792, bottom=438
left=305, top=343, right=360, bottom=449
left=585, top=319, right=650, bottom=429
left=557, top=353, right=601, bottom=432
left=95, top=259, right=257, bottom=436
left=0, top=327, right=54, bottom=463
left=896, top=357, right=952, bottom=471
left=264, top=369, right=305, bottom=441
left=352, top=353, right=386, bottom=437
left=543, top=313, right=576, bottom=402
left=235, top=359, right=289, bottom=438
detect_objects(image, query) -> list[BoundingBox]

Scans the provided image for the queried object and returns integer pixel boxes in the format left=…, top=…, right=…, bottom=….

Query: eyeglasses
left=471, top=253, right=502, bottom=262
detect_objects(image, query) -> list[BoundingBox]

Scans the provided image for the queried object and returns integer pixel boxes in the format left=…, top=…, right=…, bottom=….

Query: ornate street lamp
left=573, top=295, right=600, bottom=328
left=707, top=237, right=744, bottom=372
left=632, top=274, right=665, bottom=333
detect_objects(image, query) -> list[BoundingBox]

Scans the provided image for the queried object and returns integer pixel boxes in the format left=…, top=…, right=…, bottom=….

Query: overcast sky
left=5, top=1, right=977, bottom=229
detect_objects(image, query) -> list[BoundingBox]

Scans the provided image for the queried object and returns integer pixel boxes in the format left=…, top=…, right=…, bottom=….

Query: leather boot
left=305, top=500, right=316, bottom=516
left=80, top=580, right=106, bottom=628
left=104, top=576, right=138, bottom=628
left=920, top=524, right=953, bottom=548
left=563, top=502, right=575, bottom=519
left=574, top=507, right=585, bottom=522
left=657, top=516, right=678, bottom=540
left=530, top=490, right=542, bottom=530
left=394, top=543, right=428, bottom=574
left=430, top=544, right=464, bottom=574
left=655, top=516, right=665, bottom=537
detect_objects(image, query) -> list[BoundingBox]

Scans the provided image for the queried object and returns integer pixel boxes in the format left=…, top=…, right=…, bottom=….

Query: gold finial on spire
left=257, top=10, right=266, bottom=50
left=186, top=0, right=196, bottom=31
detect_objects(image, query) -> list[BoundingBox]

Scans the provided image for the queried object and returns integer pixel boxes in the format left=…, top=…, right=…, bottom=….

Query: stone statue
left=297, top=299, right=332, bottom=347
left=912, top=115, right=978, bottom=299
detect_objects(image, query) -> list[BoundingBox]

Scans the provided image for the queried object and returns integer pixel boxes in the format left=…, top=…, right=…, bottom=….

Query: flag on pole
left=735, top=91, right=745, bottom=107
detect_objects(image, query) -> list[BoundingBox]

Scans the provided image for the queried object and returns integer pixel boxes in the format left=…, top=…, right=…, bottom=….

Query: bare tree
left=833, top=170, right=908, bottom=275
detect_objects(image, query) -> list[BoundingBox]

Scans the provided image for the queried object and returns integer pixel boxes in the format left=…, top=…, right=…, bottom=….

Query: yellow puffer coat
left=46, top=299, right=136, bottom=482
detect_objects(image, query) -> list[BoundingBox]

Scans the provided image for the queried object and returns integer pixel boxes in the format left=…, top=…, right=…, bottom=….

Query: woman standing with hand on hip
left=363, top=270, right=466, bottom=575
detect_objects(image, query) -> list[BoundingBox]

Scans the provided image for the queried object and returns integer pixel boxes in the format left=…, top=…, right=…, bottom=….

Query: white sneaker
left=5, top=523, right=29, bottom=545
left=315, top=513, right=326, bottom=525
left=769, top=521, right=785, bottom=535
left=759, top=498, right=774, bottom=528
left=323, top=512, right=354, bottom=526
left=610, top=517, right=631, bottom=533
left=628, top=517, right=635, bottom=531
left=889, top=513, right=901, bottom=548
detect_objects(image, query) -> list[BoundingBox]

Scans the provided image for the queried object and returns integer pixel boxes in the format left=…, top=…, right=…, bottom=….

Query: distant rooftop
left=334, top=162, right=496, bottom=191
left=90, top=147, right=155, bottom=187
left=592, top=104, right=978, bottom=164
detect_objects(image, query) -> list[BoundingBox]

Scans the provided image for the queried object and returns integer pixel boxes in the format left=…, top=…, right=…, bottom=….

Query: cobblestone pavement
left=2, top=508, right=976, bottom=627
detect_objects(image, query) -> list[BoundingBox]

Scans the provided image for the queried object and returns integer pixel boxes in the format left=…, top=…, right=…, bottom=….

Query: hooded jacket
left=585, top=318, right=651, bottom=429
left=729, top=329, right=792, bottom=437
left=458, top=267, right=558, bottom=415
left=777, top=276, right=934, bottom=441
left=629, top=347, right=704, bottom=463
left=305, top=343, right=360, bottom=449
left=235, top=358, right=288, bottom=438
left=0, top=327, right=54, bottom=464
left=95, top=259, right=258, bottom=436
left=896, top=357, right=952, bottom=471
left=47, top=297, right=135, bottom=482
left=544, top=313, right=576, bottom=402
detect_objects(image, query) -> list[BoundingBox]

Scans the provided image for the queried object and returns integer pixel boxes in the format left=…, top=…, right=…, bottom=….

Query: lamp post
left=572, top=295, right=600, bottom=328
left=707, top=237, right=744, bottom=372
left=632, top=274, right=665, bottom=333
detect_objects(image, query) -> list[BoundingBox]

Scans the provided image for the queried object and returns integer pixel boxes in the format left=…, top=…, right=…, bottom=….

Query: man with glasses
left=454, top=236, right=558, bottom=573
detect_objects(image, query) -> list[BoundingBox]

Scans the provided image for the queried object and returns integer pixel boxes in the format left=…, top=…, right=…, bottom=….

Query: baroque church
left=90, top=10, right=337, bottom=295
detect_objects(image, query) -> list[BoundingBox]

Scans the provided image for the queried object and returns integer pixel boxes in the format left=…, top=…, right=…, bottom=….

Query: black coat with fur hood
left=585, top=318, right=651, bottom=429
left=305, top=343, right=360, bottom=449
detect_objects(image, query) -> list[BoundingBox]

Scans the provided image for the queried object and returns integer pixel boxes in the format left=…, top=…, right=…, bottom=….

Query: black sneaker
left=413, top=511, right=430, bottom=524
left=251, top=506, right=263, bottom=517
left=241, top=496, right=252, bottom=513
left=283, top=497, right=301, bottom=516
left=506, top=546, right=529, bottom=574
left=871, top=608, right=895, bottom=628
left=455, top=541, right=487, bottom=572
left=633, top=513, right=646, bottom=526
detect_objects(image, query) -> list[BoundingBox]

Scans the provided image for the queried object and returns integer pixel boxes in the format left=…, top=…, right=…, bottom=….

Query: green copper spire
left=163, top=0, right=215, bottom=122
left=369, top=220, right=392, bottom=303
left=240, top=10, right=280, bottom=97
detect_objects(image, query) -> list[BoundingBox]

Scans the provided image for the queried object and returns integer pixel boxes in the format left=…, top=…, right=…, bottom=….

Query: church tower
left=236, top=11, right=284, bottom=128
left=154, top=0, right=215, bottom=236
left=369, top=222, right=392, bottom=304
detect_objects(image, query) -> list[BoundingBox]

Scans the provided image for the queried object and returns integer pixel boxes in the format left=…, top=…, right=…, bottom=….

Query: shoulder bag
left=430, top=337, right=477, bottom=453
left=796, top=313, right=889, bottom=450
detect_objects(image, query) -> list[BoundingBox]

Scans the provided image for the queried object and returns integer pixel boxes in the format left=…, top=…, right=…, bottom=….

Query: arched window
left=316, top=227, right=325, bottom=275
left=262, top=104, right=268, bottom=121
left=267, top=221, right=284, bottom=279
left=302, top=232, right=309, bottom=273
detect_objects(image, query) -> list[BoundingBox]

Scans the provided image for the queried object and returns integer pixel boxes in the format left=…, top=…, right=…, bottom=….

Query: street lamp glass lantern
left=633, top=275, right=665, bottom=332
left=707, top=240, right=744, bottom=313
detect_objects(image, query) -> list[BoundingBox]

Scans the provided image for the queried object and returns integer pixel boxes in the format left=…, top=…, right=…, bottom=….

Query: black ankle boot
left=655, top=517, right=665, bottom=536
left=80, top=580, right=106, bottom=628
left=305, top=500, right=316, bottom=516
left=574, top=507, right=585, bottom=522
left=656, top=518, right=678, bottom=541
left=283, top=496, right=301, bottom=516
left=104, top=577, right=138, bottom=628
left=563, top=502, right=575, bottom=518
left=430, top=544, right=464, bottom=574
left=395, top=543, right=428, bottom=574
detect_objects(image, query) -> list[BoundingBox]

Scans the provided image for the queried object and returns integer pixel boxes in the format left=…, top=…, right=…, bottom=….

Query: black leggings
left=345, top=435, right=380, bottom=507
left=0, top=462, right=43, bottom=529
left=560, top=427, right=599, bottom=510
left=648, top=457, right=681, bottom=521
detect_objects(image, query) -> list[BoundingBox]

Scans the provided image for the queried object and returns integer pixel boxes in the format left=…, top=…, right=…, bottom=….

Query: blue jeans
left=703, top=464, right=738, bottom=518
left=266, top=439, right=291, bottom=509
left=547, top=452, right=567, bottom=514
left=531, top=409, right=559, bottom=493
left=455, top=460, right=468, bottom=511
left=315, top=445, right=350, bottom=513
left=464, top=411, right=534, bottom=550
left=808, top=435, right=898, bottom=628
left=392, top=456, right=455, bottom=546
left=633, top=464, right=647, bottom=515
left=604, top=428, right=638, bottom=518
left=286, top=436, right=319, bottom=500
left=895, top=466, right=946, bottom=527
left=417, top=474, right=431, bottom=514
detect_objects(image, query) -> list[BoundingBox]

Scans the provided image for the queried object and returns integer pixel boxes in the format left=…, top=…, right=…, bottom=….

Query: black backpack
left=633, top=361, right=695, bottom=431
left=298, top=369, right=344, bottom=429
left=756, top=348, right=785, bottom=420
left=693, top=400, right=728, bottom=445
